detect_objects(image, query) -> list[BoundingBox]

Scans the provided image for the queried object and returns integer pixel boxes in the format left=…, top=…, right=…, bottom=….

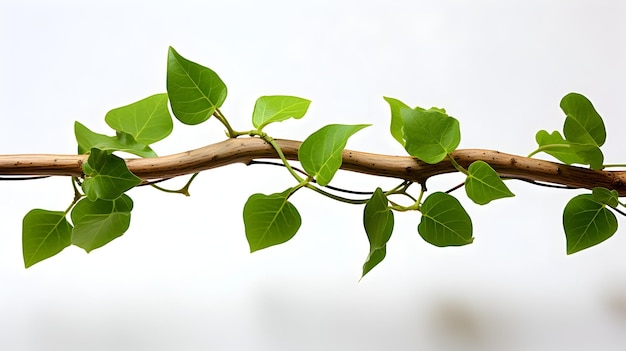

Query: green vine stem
left=69, top=177, right=84, bottom=211
left=213, top=108, right=237, bottom=138
left=150, top=172, right=199, bottom=196
left=448, top=154, right=469, bottom=175
left=527, top=144, right=571, bottom=158
left=303, top=183, right=369, bottom=205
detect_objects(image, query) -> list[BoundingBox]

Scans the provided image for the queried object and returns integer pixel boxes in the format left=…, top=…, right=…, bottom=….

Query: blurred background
left=1, top=0, right=625, bottom=350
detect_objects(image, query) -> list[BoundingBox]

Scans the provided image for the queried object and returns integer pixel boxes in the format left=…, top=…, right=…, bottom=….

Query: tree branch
left=1, top=137, right=625, bottom=196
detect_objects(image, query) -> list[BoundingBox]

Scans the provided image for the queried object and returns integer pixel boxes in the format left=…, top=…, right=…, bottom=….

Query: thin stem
left=416, top=184, right=426, bottom=209
left=256, top=134, right=304, bottom=182
left=247, top=159, right=308, bottom=176
left=448, top=154, right=469, bottom=175
left=508, top=177, right=575, bottom=190
left=231, top=129, right=257, bottom=138
left=179, top=172, right=199, bottom=196
left=68, top=177, right=84, bottom=212
left=527, top=144, right=573, bottom=158
left=248, top=160, right=380, bottom=195
left=304, top=183, right=369, bottom=205
left=385, top=180, right=417, bottom=204
left=385, top=180, right=411, bottom=195
left=151, top=183, right=185, bottom=195
left=233, top=130, right=304, bottom=182
left=389, top=184, right=424, bottom=212
left=150, top=173, right=199, bottom=196
left=137, top=178, right=173, bottom=186
left=213, top=108, right=237, bottom=138
left=445, top=182, right=465, bottom=194
left=285, top=177, right=311, bottom=200
left=603, top=164, right=626, bottom=169
left=401, top=192, right=418, bottom=203
left=0, top=175, right=50, bottom=181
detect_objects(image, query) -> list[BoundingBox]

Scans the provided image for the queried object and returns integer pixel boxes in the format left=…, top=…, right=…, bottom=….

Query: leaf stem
left=150, top=173, right=198, bottom=196
left=304, top=183, right=369, bottom=204
left=67, top=177, right=85, bottom=213
left=389, top=184, right=424, bottom=212
left=448, top=154, right=469, bottom=175
left=256, top=133, right=304, bottom=182
left=416, top=185, right=426, bottom=209
left=528, top=144, right=573, bottom=158
left=213, top=108, right=237, bottom=138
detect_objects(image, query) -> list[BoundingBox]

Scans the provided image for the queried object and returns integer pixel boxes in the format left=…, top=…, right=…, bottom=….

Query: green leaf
left=75, top=121, right=157, bottom=158
left=362, top=247, right=386, bottom=280
left=82, top=148, right=141, bottom=201
left=298, top=124, right=370, bottom=186
left=570, top=144, right=604, bottom=170
left=561, top=93, right=606, bottom=170
left=465, top=161, right=515, bottom=205
left=591, top=187, right=619, bottom=208
left=252, top=95, right=311, bottom=130
left=105, top=93, right=173, bottom=145
left=71, top=195, right=133, bottom=252
left=418, top=192, right=473, bottom=247
left=534, top=130, right=586, bottom=165
left=243, top=189, right=301, bottom=252
left=563, top=194, right=617, bottom=254
left=362, top=188, right=394, bottom=278
left=22, top=209, right=72, bottom=268
left=383, top=97, right=449, bottom=149
left=402, top=108, right=460, bottom=164
left=561, top=92, right=606, bottom=147
left=167, top=46, right=227, bottom=125
left=383, top=96, right=411, bottom=147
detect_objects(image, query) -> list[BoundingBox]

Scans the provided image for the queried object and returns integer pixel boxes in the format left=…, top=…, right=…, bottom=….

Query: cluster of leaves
left=20, top=47, right=625, bottom=279
left=529, top=93, right=623, bottom=254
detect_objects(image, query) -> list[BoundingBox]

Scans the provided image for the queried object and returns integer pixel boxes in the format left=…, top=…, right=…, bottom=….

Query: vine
left=2, top=47, right=624, bottom=279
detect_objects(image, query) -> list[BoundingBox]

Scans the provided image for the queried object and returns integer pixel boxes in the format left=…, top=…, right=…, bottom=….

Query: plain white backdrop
left=1, top=1, right=625, bottom=350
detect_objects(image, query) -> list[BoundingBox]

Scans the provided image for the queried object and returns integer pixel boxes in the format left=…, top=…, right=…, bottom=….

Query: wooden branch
left=1, top=137, right=625, bottom=196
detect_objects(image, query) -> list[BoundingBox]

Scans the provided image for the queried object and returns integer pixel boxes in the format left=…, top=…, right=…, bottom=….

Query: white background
left=1, top=0, right=625, bottom=350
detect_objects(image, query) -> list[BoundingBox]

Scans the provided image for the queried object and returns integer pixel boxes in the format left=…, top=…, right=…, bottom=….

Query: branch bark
left=1, top=137, right=625, bottom=196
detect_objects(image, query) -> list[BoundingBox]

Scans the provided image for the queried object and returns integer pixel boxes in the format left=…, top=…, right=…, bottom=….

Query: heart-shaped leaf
left=465, top=161, right=514, bottom=205
left=561, top=93, right=606, bottom=170
left=418, top=192, right=473, bottom=246
left=299, top=124, right=370, bottom=186
left=591, top=187, right=619, bottom=208
left=402, top=108, right=460, bottom=164
left=71, top=194, right=133, bottom=252
left=105, top=93, right=173, bottom=145
left=562, top=92, right=606, bottom=147
left=243, top=189, right=301, bottom=252
left=570, top=144, right=604, bottom=170
left=252, top=95, right=311, bottom=130
left=75, top=122, right=156, bottom=157
left=383, top=96, right=411, bottom=147
left=82, top=148, right=141, bottom=201
left=22, top=209, right=72, bottom=268
left=534, top=130, right=586, bottom=165
left=563, top=194, right=617, bottom=254
left=384, top=96, right=449, bottom=150
left=362, top=187, right=394, bottom=278
left=167, top=46, right=227, bottom=125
